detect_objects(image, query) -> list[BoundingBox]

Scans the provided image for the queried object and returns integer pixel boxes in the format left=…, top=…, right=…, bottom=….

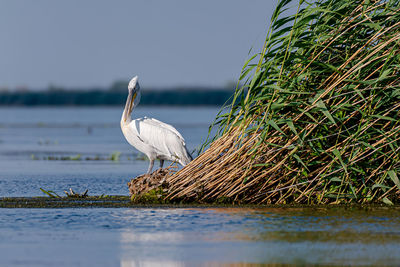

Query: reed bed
left=167, top=0, right=400, bottom=204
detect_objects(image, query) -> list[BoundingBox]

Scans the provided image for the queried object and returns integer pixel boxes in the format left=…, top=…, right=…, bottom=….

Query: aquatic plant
left=166, top=0, right=400, bottom=204
left=110, top=151, right=121, bottom=162
left=42, top=154, right=82, bottom=161
left=69, top=154, right=81, bottom=161
left=40, top=187, right=89, bottom=198
left=31, top=153, right=128, bottom=161
left=40, top=188, right=61, bottom=198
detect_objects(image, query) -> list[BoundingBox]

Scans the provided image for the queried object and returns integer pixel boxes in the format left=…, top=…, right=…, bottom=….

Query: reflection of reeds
left=166, top=0, right=400, bottom=204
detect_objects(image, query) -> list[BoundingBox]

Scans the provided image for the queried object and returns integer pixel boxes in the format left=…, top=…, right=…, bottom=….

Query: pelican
left=121, top=76, right=192, bottom=174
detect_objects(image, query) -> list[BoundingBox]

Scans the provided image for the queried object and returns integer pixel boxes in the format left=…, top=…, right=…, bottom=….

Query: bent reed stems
left=167, top=0, right=400, bottom=204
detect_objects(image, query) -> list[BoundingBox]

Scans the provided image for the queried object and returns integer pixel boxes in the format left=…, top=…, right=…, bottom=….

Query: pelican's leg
left=159, top=159, right=164, bottom=169
left=147, top=159, right=154, bottom=174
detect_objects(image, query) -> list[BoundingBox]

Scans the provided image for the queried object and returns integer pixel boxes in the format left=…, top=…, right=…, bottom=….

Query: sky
left=0, top=0, right=280, bottom=90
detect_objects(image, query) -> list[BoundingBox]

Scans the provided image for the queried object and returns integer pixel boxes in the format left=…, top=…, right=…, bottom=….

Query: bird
left=120, top=76, right=193, bottom=174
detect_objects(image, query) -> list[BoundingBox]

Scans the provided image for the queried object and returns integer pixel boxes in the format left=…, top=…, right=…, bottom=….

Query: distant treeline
left=0, top=88, right=233, bottom=106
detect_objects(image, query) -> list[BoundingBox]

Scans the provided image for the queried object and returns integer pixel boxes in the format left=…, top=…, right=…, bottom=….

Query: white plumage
left=120, top=76, right=192, bottom=174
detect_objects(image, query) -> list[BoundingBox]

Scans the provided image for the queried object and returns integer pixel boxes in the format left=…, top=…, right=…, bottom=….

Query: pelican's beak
left=124, top=91, right=138, bottom=123
left=129, top=92, right=137, bottom=113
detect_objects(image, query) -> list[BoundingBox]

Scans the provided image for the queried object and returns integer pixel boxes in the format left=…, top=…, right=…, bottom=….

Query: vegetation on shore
left=161, top=0, right=400, bottom=204
left=0, top=88, right=232, bottom=106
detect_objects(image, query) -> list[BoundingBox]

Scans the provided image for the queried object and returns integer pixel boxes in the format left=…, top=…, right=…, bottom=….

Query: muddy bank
left=0, top=196, right=190, bottom=208
left=0, top=196, right=131, bottom=208
left=1, top=196, right=397, bottom=210
left=0, top=196, right=255, bottom=208
left=127, top=167, right=205, bottom=203
left=127, top=167, right=188, bottom=203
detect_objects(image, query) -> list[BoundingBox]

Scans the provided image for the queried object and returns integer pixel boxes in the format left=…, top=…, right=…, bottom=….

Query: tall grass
left=167, top=0, right=400, bottom=204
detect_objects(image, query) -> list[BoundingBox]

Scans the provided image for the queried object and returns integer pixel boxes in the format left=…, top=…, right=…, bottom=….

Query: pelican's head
left=128, top=76, right=139, bottom=92
left=126, top=76, right=141, bottom=118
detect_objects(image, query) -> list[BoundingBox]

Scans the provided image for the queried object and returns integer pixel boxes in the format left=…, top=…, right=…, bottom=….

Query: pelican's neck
left=121, top=90, right=134, bottom=126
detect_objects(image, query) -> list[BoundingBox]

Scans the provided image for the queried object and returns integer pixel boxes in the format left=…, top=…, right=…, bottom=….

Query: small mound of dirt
left=127, top=167, right=174, bottom=197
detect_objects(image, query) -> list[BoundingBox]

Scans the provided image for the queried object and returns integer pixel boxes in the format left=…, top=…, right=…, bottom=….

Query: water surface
left=0, top=106, right=218, bottom=196
left=1, top=107, right=399, bottom=266
left=1, top=206, right=400, bottom=266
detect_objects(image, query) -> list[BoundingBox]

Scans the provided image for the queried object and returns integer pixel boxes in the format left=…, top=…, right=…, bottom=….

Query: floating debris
left=64, top=188, right=89, bottom=198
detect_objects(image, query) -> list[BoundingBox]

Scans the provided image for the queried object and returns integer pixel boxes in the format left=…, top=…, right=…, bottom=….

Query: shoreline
left=1, top=196, right=397, bottom=209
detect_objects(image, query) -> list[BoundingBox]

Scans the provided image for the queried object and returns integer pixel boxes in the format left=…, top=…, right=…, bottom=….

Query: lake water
left=1, top=107, right=400, bottom=266
left=0, top=106, right=218, bottom=197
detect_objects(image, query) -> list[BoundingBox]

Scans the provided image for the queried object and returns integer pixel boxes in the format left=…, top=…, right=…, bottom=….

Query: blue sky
left=0, top=0, right=279, bottom=90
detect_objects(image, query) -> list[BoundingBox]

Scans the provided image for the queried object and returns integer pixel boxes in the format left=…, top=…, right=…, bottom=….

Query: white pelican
left=120, top=76, right=192, bottom=174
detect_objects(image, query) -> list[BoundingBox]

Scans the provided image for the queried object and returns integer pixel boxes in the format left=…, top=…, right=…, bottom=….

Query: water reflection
left=117, top=207, right=400, bottom=266
left=1, top=207, right=400, bottom=266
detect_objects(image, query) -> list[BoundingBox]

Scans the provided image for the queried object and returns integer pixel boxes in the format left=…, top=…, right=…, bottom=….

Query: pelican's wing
left=130, top=117, right=190, bottom=163
left=142, top=117, right=186, bottom=144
